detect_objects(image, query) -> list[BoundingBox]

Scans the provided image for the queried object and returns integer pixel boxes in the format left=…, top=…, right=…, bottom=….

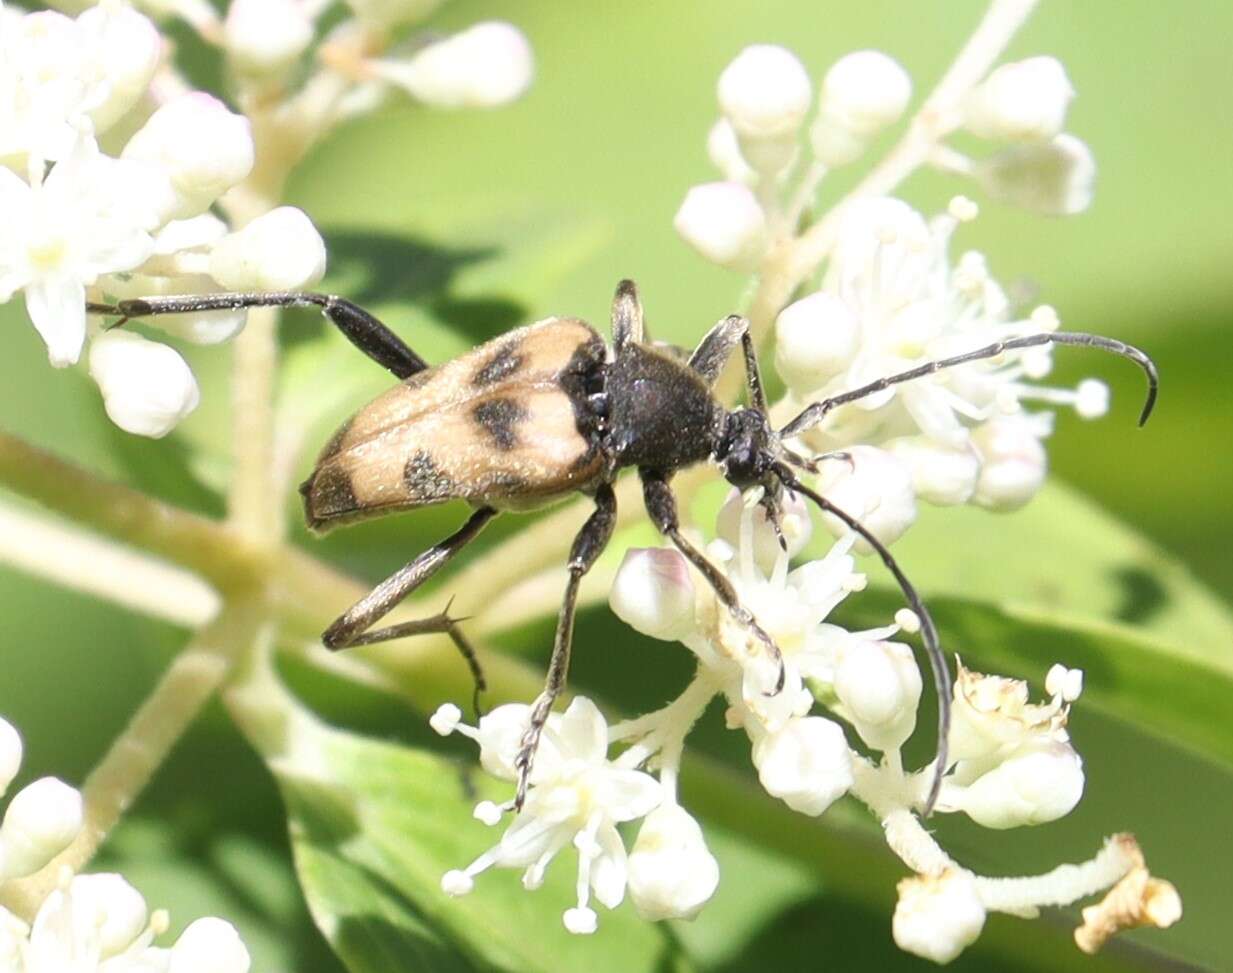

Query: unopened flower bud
left=0, top=777, right=83, bottom=879
left=369, top=22, right=534, bottom=109
left=674, top=182, right=768, bottom=271
left=627, top=804, right=720, bottom=921
left=819, top=50, right=912, bottom=137
left=209, top=207, right=327, bottom=291
left=224, top=0, right=313, bottom=75
left=774, top=292, right=860, bottom=393
left=893, top=869, right=986, bottom=964
left=88, top=331, right=201, bottom=439
left=816, top=446, right=917, bottom=552
left=959, top=741, right=1084, bottom=830
left=69, top=874, right=149, bottom=959
left=79, top=4, right=163, bottom=132
left=886, top=437, right=979, bottom=507
left=170, top=916, right=251, bottom=973
left=970, top=416, right=1046, bottom=511
left=610, top=548, right=696, bottom=641
left=965, top=56, right=1074, bottom=143
left=752, top=716, right=853, bottom=816
left=706, top=118, right=756, bottom=185
left=122, top=94, right=255, bottom=218
left=976, top=133, right=1096, bottom=215
left=834, top=639, right=922, bottom=752
left=0, top=719, right=21, bottom=797
left=717, top=45, right=811, bottom=141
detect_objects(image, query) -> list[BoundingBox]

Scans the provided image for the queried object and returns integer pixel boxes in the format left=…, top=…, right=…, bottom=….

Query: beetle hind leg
left=513, top=484, right=617, bottom=810
left=322, top=507, right=498, bottom=712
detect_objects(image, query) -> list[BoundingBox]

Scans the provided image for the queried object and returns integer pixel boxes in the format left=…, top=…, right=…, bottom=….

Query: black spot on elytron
left=404, top=450, right=456, bottom=501
left=473, top=340, right=523, bottom=386
left=304, top=465, right=357, bottom=523
left=473, top=398, right=527, bottom=450
left=316, top=416, right=354, bottom=463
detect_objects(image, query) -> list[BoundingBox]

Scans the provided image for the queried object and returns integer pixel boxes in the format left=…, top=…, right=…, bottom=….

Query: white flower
left=813, top=445, right=917, bottom=550
left=627, top=803, right=720, bottom=921
left=7, top=871, right=251, bottom=973
left=715, top=486, right=813, bottom=574
left=610, top=548, right=697, bottom=642
left=976, top=133, right=1096, bottom=215
left=0, top=718, right=22, bottom=797
left=77, top=3, right=163, bottom=134
left=750, top=716, right=853, bottom=816
left=0, top=777, right=83, bottom=881
left=674, top=181, right=768, bottom=271
left=774, top=292, right=861, bottom=394
left=832, top=638, right=922, bottom=753
left=886, top=436, right=979, bottom=507
left=951, top=740, right=1084, bottom=829
left=969, top=414, right=1048, bottom=511
left=223, top=0, right=314, bottom=76
left=368, top=22, right=534, bottom=110
left=122, top=93, right=254, bottom=219
left=88, top=330, right=201, bottom=438
left=209, top=206, right=327, bottom=291
left=946, top=661, right=1075, bottom=768
left=437, top=697, right=662, bottom=932
left=0, top=132, right=173, bottom=367
left=818, top=50, right=912, bottom=137
left=785, top=197, right=1108, bottom=476
left=893, top=869, right=986, bottom=964
left=706, top=119, right=757, bottom=185
left=965, top=56, right=1074, bottom=143
left=716, top=44, right=810, bottom=174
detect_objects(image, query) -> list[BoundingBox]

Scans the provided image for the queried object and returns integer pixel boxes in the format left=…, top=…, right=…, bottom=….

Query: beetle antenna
left=779, top=331, right=1159, bottom=439
left=776, top=466, right=950, bottom=817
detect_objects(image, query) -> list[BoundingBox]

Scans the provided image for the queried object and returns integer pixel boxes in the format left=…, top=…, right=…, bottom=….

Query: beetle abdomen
left=301, top=317, right=606, bottom=530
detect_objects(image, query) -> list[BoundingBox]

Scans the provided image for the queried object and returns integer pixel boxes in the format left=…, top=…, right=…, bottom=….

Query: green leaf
left=275, top=721, right=688, bottom=973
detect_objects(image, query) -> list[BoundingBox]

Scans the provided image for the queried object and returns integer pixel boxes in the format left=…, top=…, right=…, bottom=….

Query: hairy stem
left=228, top=306, right=283, bottom=547
left=0, top=599, right=263, bottom=920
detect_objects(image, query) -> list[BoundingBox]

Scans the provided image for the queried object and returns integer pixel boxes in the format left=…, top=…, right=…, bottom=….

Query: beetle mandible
left=89, top=281, right=1158, bottom=812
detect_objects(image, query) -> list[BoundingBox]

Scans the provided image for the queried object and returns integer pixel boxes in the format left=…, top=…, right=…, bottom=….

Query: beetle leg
left=639, top=469, right=785, bottom=694
left=779, top=330, right=1159, bottom=439
left=322, top=506, right=498, bottom=712
left=611, top=279, right=646, bottom=350
left=514, top=483, right=617, bottom=810
left=687, top=314, right=768, bottom=415
left=87, top=292, right=428, bottom=379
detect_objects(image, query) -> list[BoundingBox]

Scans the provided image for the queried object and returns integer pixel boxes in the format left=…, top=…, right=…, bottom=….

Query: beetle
left=89, top=281, right=1157, bottom=812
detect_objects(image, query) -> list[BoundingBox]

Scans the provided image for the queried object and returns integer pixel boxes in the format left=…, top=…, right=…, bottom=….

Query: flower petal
left=594, top=768, right=662, bottom=823
left=552, top=697, right=608, bottom=765
left=589, top=823, right=627, bottom=909
left=25, top=275, right=85, bottom=367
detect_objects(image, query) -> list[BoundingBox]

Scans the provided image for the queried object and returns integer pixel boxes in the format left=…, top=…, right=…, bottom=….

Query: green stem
left=0, top=598, right=264, bottom=921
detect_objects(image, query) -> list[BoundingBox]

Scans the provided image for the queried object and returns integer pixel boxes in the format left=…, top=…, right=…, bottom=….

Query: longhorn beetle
left=89, top=281, right=1157, bottom=813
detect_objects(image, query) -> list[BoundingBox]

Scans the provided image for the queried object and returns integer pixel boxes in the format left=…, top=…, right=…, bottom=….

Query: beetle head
left=716, top=408, right=780, bottom=491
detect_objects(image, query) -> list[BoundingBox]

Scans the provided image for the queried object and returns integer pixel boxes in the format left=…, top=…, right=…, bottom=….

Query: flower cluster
left=0, top=0, right=533, bottom=437
left=0, top=714, right=251, bottom=971
left=676, top=44, right=1106, bottom=533
left=432, top=494, right=1180, bottom=960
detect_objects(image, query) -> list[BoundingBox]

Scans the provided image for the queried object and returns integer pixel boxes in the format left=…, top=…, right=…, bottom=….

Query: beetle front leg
left=639, top=469, right=785, bottom=693
left=87, top=291, right=429, bottom=379
left=514, top=483, right=617, bottom=810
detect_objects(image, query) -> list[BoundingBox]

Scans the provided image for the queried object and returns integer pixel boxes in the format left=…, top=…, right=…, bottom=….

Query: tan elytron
left=302, top=316, right=606, bottom=529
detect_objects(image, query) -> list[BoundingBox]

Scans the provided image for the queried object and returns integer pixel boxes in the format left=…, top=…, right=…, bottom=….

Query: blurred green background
left=0, top=1, right=1230, bottom=971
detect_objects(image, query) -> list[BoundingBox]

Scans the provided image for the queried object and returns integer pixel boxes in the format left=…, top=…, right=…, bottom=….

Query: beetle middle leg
left=514, top=483, right=617, bottom=810
left=322, top=505, right=498, bottom=711
left=640, top=469, right=785, bottom=693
